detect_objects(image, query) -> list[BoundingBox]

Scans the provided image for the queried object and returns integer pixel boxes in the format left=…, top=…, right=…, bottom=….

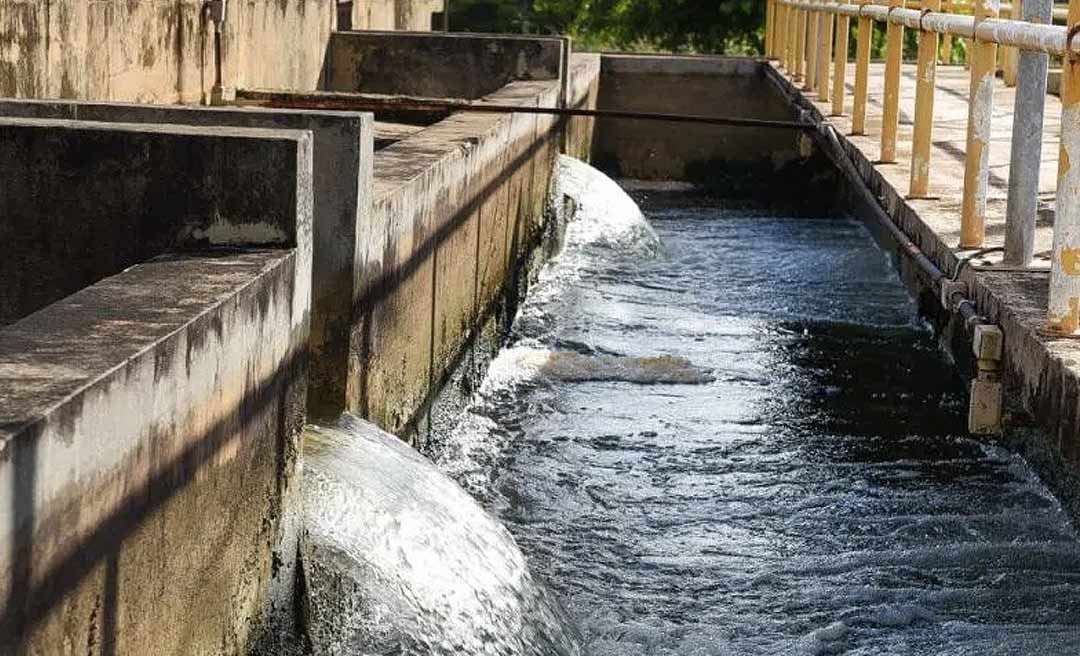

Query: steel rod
left=235, top=92, right=818, bottom=130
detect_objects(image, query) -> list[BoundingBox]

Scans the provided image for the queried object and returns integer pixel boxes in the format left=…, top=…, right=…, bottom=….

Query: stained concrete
left=0, top=117, right=311, bottom=325
left=0, top=0, right=335, bottom=104
left=565, top=53, right=601, bottom=162
left=594, top=55, right=831, bottom=206
left=347, top=0, right=444, bottom=31
left=770, top=59, right=1080, bottom=520
left=0, top=100, right=371, bottom=419
left=324, top=30, right=565, bottom=99
left=354, top=78, right=564, bottom=437
left=0, top=119, right=313, bottom=654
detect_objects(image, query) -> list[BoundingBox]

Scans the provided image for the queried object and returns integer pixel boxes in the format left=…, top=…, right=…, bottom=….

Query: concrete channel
left=2, top=0, right=1079, bottom=653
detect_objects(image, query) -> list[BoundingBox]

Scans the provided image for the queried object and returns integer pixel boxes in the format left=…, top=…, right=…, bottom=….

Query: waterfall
left=300, top=414, right=585, bottom=656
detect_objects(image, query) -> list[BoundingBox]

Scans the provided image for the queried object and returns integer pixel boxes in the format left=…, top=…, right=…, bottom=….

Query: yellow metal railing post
left=806, top=0, right=821, bottom=91
left=881, top=0, right=905, bottom=162
left=790, top=1, right=801, bottom=73
left=1003, top=0, right=1021, bottom=85
left=778, top=2, right=789, bottom=68
left=832, top=11, right=852, bottom=115
left=941, top=0, right=955, bottom=64
left=852, top=0, right=873, bottom=134
left=795, top=5, right=808, bottom=81
left=767, top=0, right=776, bottom=57
left=818, top=7, right=835, bottom=99
left=786, top=0, right=794, bottom=70
left=910, top=0, right=942, bottom=196
left=959, top=0, right=999, bottom=247
left=1046, top=0, right=1080, bottom=333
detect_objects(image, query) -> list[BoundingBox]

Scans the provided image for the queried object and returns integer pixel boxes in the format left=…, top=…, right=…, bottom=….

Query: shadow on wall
left=351, top=123, right=560, bottom=435
left=0, top=349, right=306, bottom=655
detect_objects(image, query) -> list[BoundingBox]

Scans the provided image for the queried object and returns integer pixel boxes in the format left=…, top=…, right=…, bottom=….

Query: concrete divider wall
left=0, top=117, right=311, bottom=326
left=346, top=0, right=444, bottom=30
left=565, top=53, right=601, bottom=162
left=0, top=120, right=314, bottom=653
left=594, top=54, right=826, bottom=201
left=0, top=0, right=335, bottom=103
left=353, top=79, right=562, bottom=436
left=0, top=99, right=374, bottom=419
left=325, top=30, right=565, bottom=99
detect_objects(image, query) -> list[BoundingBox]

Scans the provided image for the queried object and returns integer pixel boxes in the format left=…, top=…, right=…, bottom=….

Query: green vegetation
left=448, top=0, right=767, bottom=55
left=447, top=0, right=973, bottom=61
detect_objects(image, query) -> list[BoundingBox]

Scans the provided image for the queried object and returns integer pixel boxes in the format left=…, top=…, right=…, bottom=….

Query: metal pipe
left=960, top=0, right=999, bottom=248
left=832, top=12, right=852, bottom=115
left=234, top=91, right=820, bottom=130
left=780, top=0, right=1070, bottom=54
left=796, top=6, right=808, bottom=80
left=910, top=0, right=942, bottom=197
left=882, top=0, right=905, bottom=163
left=819, top=9, right=835, bottom=99
left=1004, top=0, right=1052, bottom=266
left=807, top=0, right=821, bottom=90
left=1003, top=0, right=1021, bottom=85
left=852, top=0, right=873, bottom=134
left=942, top=0, right=956, bottom=62
left=1047, top=0, right=1080, bottom=333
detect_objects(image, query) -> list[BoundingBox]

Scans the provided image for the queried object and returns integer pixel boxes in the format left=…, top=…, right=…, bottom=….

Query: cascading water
left=425, top=157, right=1080, bottom=654
left=300, top=414, right=585, bottom=656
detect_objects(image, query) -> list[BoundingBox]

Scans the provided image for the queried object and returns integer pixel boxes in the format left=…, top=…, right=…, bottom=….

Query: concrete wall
left=0, top=0, right=335, bottom=103
left=564, top=52, right=601, bottom=162
left=346, top=0, right=443, bottom=30
left=0, top=119, right=313, bottom=654
left=0, top=117, right=308, bottom=325
left=594, top=55, right=814, bottom=196
left=0, top=99, right=374, bottom=420
left=352, top=79, right=562, bottom=436
left=324, top=30, right=564, bottom=99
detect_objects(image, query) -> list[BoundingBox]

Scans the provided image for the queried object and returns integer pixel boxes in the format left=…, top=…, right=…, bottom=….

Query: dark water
left=428, top=162, right=1080, bottom=655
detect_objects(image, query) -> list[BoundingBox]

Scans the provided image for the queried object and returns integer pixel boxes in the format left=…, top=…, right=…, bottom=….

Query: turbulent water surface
left=426, top=157, right=1080, bottom=655
left=302, top=415, right=584, bottom=656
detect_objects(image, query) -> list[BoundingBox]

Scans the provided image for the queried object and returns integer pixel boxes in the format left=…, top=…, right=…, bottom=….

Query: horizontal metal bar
left=779, top=0, right=1070, bottom=53
left=235, top=90, right=819, bottom=131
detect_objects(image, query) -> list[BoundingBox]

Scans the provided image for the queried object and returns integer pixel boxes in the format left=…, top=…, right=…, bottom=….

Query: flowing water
left=423, top=157, right=1080, bottom=655
left=302, top=414, right=584, bottom=656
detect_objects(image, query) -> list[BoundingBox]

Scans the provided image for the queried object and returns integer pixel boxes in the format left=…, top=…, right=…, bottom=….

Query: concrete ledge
left=0, top=118, right=314, bottom=654
left=324, top=30, right=566, bottom=99
left=0, top=117, right=314, bottom=326
left=0, top=250, right=309, bottom=655
left=565, top=53, right=601, bottom=161
left=353, top=78, right=563, bottom=436
left=594, top=55, right=827, bottom=205
left=0, top=100, right=373, bottom=419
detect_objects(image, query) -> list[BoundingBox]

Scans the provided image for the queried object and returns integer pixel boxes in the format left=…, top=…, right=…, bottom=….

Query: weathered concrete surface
left=770, top=60, right=1080, bottom=519
left=353, top=78, right=562, bottom=438
left=0, top=120, right=313, bottom=654
left=0, top=99, right=373, bottom=419
left=594, top=55, right=831, bottom=205
left=347, top=0, right=443, bottom=31
left=324, top=30, right=565, bottom=99
left=347, top=0, right=444, bottom=30
left=565, top=53, right=601, bottom=162
left=0, top=118, right=312, bottom=325
left=0, top=0, right=334, bottom=103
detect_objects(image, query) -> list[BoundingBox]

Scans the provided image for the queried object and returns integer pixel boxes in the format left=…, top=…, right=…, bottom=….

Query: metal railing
left=765, top=0, right=1080, bottom=335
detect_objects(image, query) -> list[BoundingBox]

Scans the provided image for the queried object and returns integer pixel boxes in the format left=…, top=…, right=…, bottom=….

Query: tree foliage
left=450, top=0, right=766, bottom=55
